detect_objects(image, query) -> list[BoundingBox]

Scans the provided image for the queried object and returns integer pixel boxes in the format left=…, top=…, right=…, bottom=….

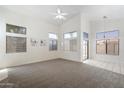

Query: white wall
left=0, top=9, right=60, bottom=69
left=90, top=19, right=124, bottom=63
left=0, top=69, right=8, bottom=81
left=80, top=14, right=90, bottom=61
left=1, top=6, right=123, bottom=71
left=59, top=15, right=81, bottom=62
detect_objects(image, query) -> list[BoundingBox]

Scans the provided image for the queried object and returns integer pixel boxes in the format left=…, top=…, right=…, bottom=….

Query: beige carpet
left=0, top=58, right=124, bottom=88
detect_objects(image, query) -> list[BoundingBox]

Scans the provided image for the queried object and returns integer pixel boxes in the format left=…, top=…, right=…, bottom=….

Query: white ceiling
left=0, top=5, right=124, bottom=25
left=0, top=5, right=81, bottom=25
left=81, top=5, right=124, bottom=20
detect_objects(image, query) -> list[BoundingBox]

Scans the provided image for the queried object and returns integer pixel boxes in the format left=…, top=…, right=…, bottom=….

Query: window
left=49, top=33, right=58, bottom=51
left=105, top=30, right=119, bottom=39
left=107, top=39, right=119, bottom=55
left=83, top=32, right=88, bottom=40
left=64, top=31, right=77, bottom=51
left=96, top=32, right=105, bottom=39
left=6, top=24, right=27, bottom=53
left=64, top=39, right=70, bottom=51
left=6, top=36, right=27, bottom=53
left=49, top=33, right=57, bottom=39
left=6, top=24, right=26, bottom=34
left=70, top=39, right=77, bottom=51
left=96, top=40, right=106, bottom=54
left=72, top=32, right=77, bottom=38
left=96, top=30, right=119, bottom=55
left=64, top=33, right=71, bottom=39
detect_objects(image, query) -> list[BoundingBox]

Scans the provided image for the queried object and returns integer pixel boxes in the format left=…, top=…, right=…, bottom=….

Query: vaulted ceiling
left=0, top=5, right=124, bottom=25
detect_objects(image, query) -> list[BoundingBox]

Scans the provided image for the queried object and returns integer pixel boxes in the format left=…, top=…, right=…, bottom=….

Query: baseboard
left=0, top=57, right=82, bottom=70
left=0, top=58, right=82, bottom=81
left=5, top=58, right=61, bottom=69
left=59, top=57, right=82, bottom=63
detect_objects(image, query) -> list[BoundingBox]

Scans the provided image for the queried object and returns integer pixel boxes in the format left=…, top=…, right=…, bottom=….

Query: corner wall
left=59, top=15, right=81, bottom=62
left=59, top=14, right=91, bottom=62
left=80, top=14, right=91, bottom=62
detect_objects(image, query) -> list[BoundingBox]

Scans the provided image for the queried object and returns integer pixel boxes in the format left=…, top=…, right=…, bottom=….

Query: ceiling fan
left=51, top=8, right=68, bottom=20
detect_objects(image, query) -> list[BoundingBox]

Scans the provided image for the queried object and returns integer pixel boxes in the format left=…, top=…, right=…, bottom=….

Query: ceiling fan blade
left=57, top=8, right=61, bottom=14
left=55, top=15, right=66, bottom=20
left=61, top=13, right=68, bottom=16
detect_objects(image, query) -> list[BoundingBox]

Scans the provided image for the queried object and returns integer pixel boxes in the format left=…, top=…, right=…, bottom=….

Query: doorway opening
left=83, top=40, right=89, bottom=60
left=83, top=32, right=89, bottom=61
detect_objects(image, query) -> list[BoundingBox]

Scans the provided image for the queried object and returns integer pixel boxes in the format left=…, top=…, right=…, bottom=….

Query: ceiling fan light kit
left=52, top=8, right=68, bottom=20
left=55, top=15, right=65, bottom=20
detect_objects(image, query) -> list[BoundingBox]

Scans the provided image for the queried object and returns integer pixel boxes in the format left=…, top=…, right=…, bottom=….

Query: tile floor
left=84, top=60, right=124, bottom=75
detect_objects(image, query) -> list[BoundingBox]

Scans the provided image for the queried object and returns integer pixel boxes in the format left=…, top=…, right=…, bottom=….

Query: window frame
left=96, top=30, right=119, bottom=56
left=106, top=39, right=119, bottom=55
left=6, top=23, right=27, bottom=54
left=63, top=31, right=78, bottom=52
left=96, top=39, right=107, bottom=54
left=6, top=36, right=27, bottom=53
